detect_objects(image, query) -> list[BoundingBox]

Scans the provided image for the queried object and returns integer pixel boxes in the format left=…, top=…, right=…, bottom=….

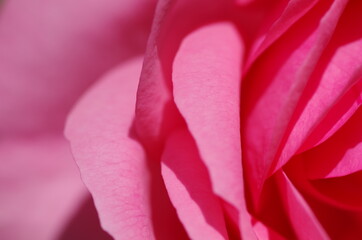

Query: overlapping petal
left=241, top=0, right=350, bottom=203
left=305, top=107, right=362, bottom=179
left=161, top=129, right=228, bottom=240
left=65, top=58, right=156, bottom=239
left=172, top=22, right=256, bottom=239
left=276, top=171, right=329, bottom=239
left=1, top=0, right=155, bottom=239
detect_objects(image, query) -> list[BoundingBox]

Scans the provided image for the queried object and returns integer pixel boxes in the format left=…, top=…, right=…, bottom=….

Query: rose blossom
left=65, top=0, right=362, bottom=239
left=2, top=0, right=362, bottom=239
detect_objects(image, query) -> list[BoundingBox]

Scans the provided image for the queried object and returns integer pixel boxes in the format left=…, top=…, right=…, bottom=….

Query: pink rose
left=66, top=0, right=362, bottom=239
left=2, top=0, right=362, bottom=239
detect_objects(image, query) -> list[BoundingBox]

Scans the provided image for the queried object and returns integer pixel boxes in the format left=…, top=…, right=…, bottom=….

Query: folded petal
left=172, top=22, right=256, bottom=239
left=253, top=221, right=287, bottom=240
left=241, top=0, right=349, bottom=201
left=65, top=58, right=156, bottom=240
left=310, top=171, right=362, bottom=211
left=305, top=106, right=362, bottom=179
left=276, top=171, right=329, bottom=240
left=252, top=176, right=296, bottom=239
left=286, top=158, right=362, bottom=237
left=135, top=0, right=241, bottom=149
left=276, top=0, right=362, bottom=171
left=247, top=0, right=319, bottom=67
left=161, top=129, right=228, bottom=240
left=300, top=79, right=362, bottom=154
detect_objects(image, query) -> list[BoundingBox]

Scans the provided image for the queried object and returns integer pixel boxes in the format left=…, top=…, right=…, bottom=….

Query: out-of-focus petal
left=0, top=136, right=86, bottom=240
left=161, top=129, right=228, bottom=240
left=172, top=22, right=256, bottom=239
left=0, top=0, right=155, bottom=135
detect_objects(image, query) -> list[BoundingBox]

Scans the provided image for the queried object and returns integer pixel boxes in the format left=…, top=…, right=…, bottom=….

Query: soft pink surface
left=3, top=0, right=362, bottom=239
left=0, top=136, right=86, bottom=240
left=161, top=129, right=228, bottom=240
left=172, top=22, right=255, bottom=239
left=66, top=58, right=155, bottom=240
left=66, top=0, right=362, bottom=238
left=0, top=0, right=155, bottom=239
left=0, top=0, right=155, bottom=135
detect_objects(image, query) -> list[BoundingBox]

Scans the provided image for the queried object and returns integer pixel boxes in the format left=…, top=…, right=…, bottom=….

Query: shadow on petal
left=58, top=196, right=112, bottom=240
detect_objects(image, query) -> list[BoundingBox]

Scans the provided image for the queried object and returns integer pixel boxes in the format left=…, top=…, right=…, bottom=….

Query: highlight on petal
left=161, top=129, right=228, bottom=240
left=172, top=21, right=256, bottom=239
left=135, top=0, right=239, bottom=148
left=300, top=79, right=362, bottom=155
left=65, top=58, right=155, bottom=240
left=252, top=221, right=286, bottom=240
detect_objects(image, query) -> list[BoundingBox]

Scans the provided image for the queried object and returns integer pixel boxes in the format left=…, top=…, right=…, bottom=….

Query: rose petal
left=247, top=0, right=319, bottom=67
left=241, top=0, right=349, bottom=202
left=253, top=221, right=287, bottom=240
left=253, top=176, right=296, bottom=238
left=286, top=158, right=362, bottom=236
left=161, top=129, right=228, bottom=240
left=135, top=0, right=239, bottom=148
left=276, top=171, right=329, bottom=240
left=305, top=106, right=362, bottom=179
left=310, top=171, right=362, bottom=210
left=300, top=79, right=362, bottom=155
left=276, top=0, right=362, bottom=171
left=65, top=58, right=156, bottom=239
left=172, top=22, right=256, bottom=239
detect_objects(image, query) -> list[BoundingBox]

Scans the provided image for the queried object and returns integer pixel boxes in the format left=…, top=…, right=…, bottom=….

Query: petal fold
left=161, top=129, right=228, bottom=240
left=241, top=0, right=350, bottom=202
left=65, top=58, right=155, bottom=240
left=172, top=22, right=256, bottom=239
left=277, top=171, right=329, bottom=240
